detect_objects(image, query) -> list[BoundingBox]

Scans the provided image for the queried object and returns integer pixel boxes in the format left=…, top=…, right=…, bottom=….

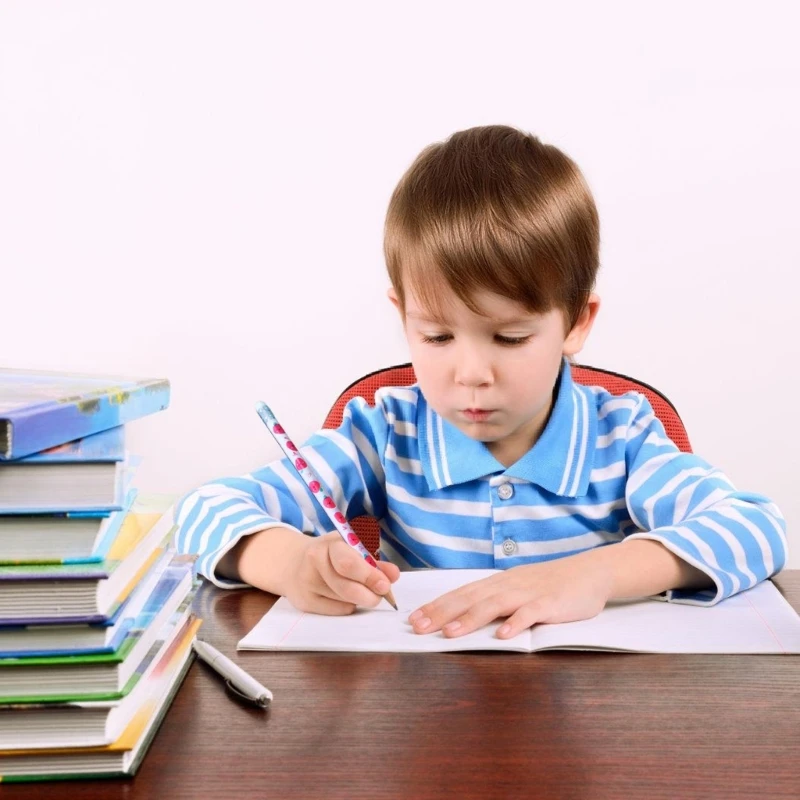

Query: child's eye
left=421, top=334, right=532, bottom=346
left=421, top=334, right=452, bottom=345
left=495, top=335, right=532, bottom=346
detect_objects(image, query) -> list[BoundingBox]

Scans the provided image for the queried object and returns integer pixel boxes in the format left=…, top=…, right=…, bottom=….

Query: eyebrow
left=406, top=311, right=535, bottom=325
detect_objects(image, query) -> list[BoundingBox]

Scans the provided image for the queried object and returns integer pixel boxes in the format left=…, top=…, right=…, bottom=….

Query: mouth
left=461, top=409, right=495, bottom=422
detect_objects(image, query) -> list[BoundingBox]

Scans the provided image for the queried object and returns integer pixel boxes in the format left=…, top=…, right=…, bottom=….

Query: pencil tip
left=384, top=589, right=399, bottom=611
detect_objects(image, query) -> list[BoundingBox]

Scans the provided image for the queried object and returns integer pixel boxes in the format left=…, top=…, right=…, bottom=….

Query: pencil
left=255, top=401, right=398, bottom=610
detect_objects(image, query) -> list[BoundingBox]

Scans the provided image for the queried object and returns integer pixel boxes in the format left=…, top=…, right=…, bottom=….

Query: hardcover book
left=0, top=426, right=132, bottom=514
left=0, top=509, right=177, bottom=624
left=12, top=427, right=125, bottom=464
left=0, top=369, right=170, bottom=460
left=0, top=580, right=194, bottom=703
left=0, top=616, right=201, bottom=780
left=0, top=489, right=137, bottom=565
left=0, top=554, right=190, bottom=657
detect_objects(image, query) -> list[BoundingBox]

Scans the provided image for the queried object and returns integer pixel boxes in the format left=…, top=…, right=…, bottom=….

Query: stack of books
left=0, top=368, right=201, bottom=782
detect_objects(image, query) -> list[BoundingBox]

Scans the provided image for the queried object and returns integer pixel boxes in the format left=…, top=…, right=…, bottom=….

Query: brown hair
left=384, top=125, right=600, bottom=330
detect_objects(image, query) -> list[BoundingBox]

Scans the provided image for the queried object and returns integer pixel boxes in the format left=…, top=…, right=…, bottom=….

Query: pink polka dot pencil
left=255, top=401, right=398, bottom=610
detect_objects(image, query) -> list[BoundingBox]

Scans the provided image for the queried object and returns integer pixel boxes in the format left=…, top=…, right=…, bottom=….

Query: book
left=0, top=489, right=137, bottom=565
left=0, top=607, right=198, bottom=749
left=0, top=617, right=201, bottom=780
left=0, top=507, right=176, bottom=624
left=0, top=368, right=170, bottom=461
left=0, top=550, right=170, bottom=657
left=0, top=569, right=193, bottom=702
left=10, top=426, right=125, bottom=463
left=0, top=427, right=128, bottom=514
left=0, top=551, right=192, bottom=661
left=0, top=553, right=189, bottom=657
left=238, top=568, right=800, bottom=654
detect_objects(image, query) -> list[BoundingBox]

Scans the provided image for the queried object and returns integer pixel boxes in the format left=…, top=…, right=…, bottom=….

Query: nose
left=454, top=344, right=494, bottom=388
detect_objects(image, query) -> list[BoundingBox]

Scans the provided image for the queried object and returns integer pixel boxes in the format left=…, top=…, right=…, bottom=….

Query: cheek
left=408, top=338, right=437, bottom=365
left=507, top=353, right=561, bottom=400
left=408, top=348, right=446, bottom=392
left=410, top=355, right=439, bottom=386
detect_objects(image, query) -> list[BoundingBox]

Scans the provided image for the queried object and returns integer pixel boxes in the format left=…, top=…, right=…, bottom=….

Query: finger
left=408, top=589, right=477, bottom=634
left=309, top=562, right=380, bottom=606
left=361, top=561, right=399, bottom=597
left=326, top=538, right=377, bottom=580
left=289, top=592, right=356, bottom=616
left=441, top=592, right=528, bottom=638
left=406, top=573, right=507, bottom=632
left=324, top=540, right=399, bottom=601
left=375, top=560, right=401, bottom=583
left=323, top=536, right=400, bottom=587
left=495, top=602, right=546, bottom=639
left=318, top=545, right=387, bottom=608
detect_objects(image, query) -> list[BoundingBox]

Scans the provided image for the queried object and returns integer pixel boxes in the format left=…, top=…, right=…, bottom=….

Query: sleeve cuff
left=624, top=531, right=725, bottom=606
left=199, top=522, right=305, bottom=589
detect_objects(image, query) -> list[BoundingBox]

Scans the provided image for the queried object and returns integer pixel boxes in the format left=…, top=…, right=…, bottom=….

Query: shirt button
left=502, top=538, right=517, bottom=555
left=497, top=483, right=514, bottom=500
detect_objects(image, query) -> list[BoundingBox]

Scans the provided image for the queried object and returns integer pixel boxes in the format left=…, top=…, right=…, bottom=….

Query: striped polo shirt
left=174, top=360, right=786, bottom=605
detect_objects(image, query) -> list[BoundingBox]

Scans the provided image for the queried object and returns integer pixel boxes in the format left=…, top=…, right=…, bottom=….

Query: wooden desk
left=4, top=573, right=800, bottom=800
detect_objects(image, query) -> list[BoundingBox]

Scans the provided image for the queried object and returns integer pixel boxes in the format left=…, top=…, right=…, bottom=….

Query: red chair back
left=322, top=363, right=692, bottom=556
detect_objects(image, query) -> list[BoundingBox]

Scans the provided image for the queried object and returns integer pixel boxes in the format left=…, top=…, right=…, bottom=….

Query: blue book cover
left=0, top=369, right=170, bottom=460
left=128, top=564, right=192, bottom=632
left=12, top=427, right=125, bottom=464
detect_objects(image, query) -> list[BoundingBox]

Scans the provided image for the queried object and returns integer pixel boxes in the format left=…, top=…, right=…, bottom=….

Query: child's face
left=389, top=284, right=599, bottom=467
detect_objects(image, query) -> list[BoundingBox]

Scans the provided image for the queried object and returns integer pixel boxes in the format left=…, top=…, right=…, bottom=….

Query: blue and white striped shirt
left=175, top=361, right=787, bottom=605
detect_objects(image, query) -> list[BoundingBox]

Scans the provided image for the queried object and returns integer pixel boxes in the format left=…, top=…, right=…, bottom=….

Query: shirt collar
left=416, top=358, right=596, bottom=498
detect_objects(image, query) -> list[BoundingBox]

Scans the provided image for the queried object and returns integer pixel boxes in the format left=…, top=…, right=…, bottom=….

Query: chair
left=322, top=363, right=692, bottom=556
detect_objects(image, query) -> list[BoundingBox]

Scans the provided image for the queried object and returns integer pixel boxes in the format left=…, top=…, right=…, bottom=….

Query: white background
left=2, top=2, right=799, bottom=563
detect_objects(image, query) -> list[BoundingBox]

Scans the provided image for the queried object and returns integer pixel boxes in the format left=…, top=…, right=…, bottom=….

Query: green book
left=0, top=618, right=199, bottom=781
left=0, top=578, right=192, bottom=704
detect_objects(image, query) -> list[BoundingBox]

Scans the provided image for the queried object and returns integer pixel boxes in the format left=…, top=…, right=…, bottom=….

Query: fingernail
left=444, top=621, right=461, bottom=634
left=498, top=624, right=511, bottom=637
left=375, top=580, right=389, bottom=593
left=408, top=609, right=422, bottom=622
left=416, top=617, right=431, bottom=630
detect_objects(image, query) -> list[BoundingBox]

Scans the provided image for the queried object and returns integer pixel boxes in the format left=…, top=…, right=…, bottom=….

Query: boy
left=175, top=125, right=786, bottom=640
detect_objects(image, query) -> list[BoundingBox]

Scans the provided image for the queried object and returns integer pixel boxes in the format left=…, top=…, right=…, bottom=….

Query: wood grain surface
left=3, top=573, right=800, bottom=800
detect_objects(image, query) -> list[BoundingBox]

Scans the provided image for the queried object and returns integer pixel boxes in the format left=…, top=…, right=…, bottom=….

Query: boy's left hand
left=408, top=553, right=614, bottom=639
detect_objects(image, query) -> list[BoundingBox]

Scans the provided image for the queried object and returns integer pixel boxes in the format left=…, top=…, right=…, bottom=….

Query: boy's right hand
left=226, top=527, right=399, bottom=615
left=283, top=532, right=400, bottom=615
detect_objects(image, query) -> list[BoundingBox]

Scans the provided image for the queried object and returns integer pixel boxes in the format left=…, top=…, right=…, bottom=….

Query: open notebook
left=238, top=569, right=800, bottom=654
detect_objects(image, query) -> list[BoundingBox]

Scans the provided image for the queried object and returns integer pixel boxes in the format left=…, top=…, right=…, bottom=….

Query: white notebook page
left=237, top=569, right=800, bottom=654
left=530, top=581, right=800, bottom=653
left=239, top=569, right=524, bottom=653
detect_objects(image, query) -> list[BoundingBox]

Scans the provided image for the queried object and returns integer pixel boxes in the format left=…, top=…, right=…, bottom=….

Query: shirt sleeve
left=173, top=396, right=391, bottom=588
left=621, top=394, right=787, bottom=605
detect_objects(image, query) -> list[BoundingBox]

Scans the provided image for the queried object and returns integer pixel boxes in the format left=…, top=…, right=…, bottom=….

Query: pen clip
left=225, top=678, right=270, bottom=709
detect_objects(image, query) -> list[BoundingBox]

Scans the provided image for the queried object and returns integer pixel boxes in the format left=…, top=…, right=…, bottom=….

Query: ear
left=563, top=293, right=601, bottom=357
left=387, top=287, right=402, bottom=315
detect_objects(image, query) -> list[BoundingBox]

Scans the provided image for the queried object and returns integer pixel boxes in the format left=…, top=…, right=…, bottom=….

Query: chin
left=452, top=421, right=503, bottom=441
